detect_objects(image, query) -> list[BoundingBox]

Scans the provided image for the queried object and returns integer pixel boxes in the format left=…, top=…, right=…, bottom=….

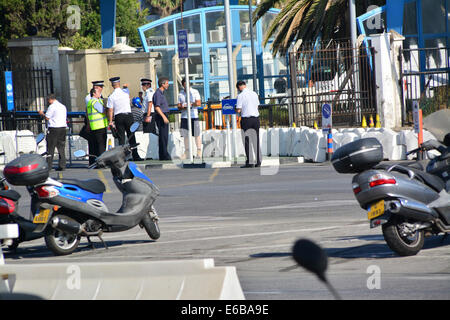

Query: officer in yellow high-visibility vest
left=87, top=87, right=108, bottom=162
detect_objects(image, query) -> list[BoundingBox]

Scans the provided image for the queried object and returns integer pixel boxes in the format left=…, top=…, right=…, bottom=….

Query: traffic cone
left=292, top=122, right=296, bottom=128
left=362, top=116, right=367, bottom=128
left=375, top=114, right=381, bottom=128
left=107, top=138, right=113, bottom=150
left=369, top=115, right=374, bottom=128
left=313, top=120, right=318, bottom=129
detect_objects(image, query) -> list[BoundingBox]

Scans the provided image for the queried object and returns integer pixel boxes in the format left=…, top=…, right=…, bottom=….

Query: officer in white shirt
left=140, top=78, right=154, bottom=123
left=106, top=77, right=142, bottom=161
left=236, top=80, right=262, bottom=168
left=177, top=78, right=202, bottom=159
left=38, top=94, right=67, bottom=171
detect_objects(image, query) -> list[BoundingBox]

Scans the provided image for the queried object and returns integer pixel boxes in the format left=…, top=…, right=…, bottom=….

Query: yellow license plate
left=367, top=200, right=385, bottom=220
left=33, top=209, right=51, bottom=224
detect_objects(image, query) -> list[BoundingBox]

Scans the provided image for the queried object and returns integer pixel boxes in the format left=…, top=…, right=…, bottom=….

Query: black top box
left=331, top=138, right=383, bottom=173
left=3, top=154, right=49, bottom=186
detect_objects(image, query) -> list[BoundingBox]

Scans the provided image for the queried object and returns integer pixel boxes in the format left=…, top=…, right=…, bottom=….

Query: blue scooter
left=5, top=123, right=161, bottom=256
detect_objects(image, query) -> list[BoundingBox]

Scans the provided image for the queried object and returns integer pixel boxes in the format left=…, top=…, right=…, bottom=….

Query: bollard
left=362, top=116, right=367, bottom=128
left=375, top=114, right=381, bottom=128
left=326, top=128, right=333, bottom=161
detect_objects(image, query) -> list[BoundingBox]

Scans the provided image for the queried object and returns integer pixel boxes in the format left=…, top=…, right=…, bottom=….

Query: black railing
left=400, top=47, right=450, bottom=126
left=288, top=39, right=377, bottom=127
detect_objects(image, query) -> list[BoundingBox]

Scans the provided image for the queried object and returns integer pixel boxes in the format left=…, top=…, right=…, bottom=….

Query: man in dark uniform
left=152, top=77, right=171, bottom=161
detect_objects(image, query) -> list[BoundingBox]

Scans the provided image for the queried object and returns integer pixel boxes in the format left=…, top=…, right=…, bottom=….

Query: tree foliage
left=253, top=0, right=386, bottom=56
left=0, top=0, right=148, bottom=60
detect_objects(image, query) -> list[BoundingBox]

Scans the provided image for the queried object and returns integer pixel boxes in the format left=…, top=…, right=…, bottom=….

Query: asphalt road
left=4, top=162, right=450, bottom=300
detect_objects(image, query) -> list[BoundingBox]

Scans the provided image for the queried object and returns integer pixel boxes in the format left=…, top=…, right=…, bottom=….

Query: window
left=179, top=47, right=204, bottom=78
left=145, top=22, right=174, bottom=47
left=239, top=11, right=257, bottom=41
left=206, top=11, right=226, bottom=43
left=403, top=1, right=417, bottom=35
left=176, top=15, right=202, bottom=44
left=422, top=0, right=446, bottom=34
left=209, top=47, right=228, bottom=77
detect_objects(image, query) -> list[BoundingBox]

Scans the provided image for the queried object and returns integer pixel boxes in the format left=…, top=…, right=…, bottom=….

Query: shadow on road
left=3, top=239, right=156, bottom=259
left=248, top=234, right=450, bottom=261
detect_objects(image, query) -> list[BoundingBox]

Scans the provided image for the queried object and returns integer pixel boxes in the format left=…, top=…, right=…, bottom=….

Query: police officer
left=85, top=80, right=105, bottom=165
left=152, top=77, right=171, bottom=161
left=87, top=87, right=108, bottom=162
left=106, top=77, right=142, bottom=161
left=140, top=78, right=154, bottom=124
left=236, top=80, right=262, bottom=168
left=38, top=94, right=67, bottom=171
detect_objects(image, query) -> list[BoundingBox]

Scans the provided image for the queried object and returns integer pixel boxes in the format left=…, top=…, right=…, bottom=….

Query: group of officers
left=40, top=76, right=262, bottom=169
left=83, top=76, right=173, bottom=164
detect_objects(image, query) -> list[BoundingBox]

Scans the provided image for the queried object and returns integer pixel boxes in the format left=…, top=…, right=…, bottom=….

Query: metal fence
left=12, top=65, right=54, bottom=112
left=288, top=40, right=377, bottom=127
left=400, top=46, right=450, bottom=126
left=166, top=98, right=290, bottom=130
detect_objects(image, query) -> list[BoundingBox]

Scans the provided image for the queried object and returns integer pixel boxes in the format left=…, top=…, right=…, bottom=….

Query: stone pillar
left=7, top=37, right=62, bottom=109
left=371, top=32, right=404, bottom=130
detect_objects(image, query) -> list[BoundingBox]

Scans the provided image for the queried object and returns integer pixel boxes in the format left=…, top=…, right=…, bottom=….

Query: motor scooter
left=331, top=136, right=450, bottom=256
left=3, top=123, right=161, bottom=256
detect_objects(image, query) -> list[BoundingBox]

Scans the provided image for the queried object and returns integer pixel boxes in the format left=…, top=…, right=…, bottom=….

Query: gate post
left=371, top=32, right=404, bottom=129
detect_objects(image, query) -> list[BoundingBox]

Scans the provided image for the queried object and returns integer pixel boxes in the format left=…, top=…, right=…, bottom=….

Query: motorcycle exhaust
left=388, top=199, right=438, bottom=221
left=51, top=217, right=83, bottom=235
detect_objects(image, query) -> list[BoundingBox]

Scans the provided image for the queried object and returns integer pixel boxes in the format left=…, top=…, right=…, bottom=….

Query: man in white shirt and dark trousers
left=39, top=94, right=67, bottom=171
left=106, top=77, right=142, bottom=161
left=236, top=80, right=262, bottom=168
left=178, top=78, right=202, bottom=159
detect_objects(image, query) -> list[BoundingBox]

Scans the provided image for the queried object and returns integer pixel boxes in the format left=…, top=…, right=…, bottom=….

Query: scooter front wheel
left=141, top=213, right=160, bottom=240
left=45, top=215, right=81, bottom=256
left=382, top=216, right=424, bottom=256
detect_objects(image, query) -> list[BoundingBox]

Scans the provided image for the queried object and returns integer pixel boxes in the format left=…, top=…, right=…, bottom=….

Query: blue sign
left=321, top=103, right=332, bottom=130
left=177, top=29, right=189, bottom=59
left=322, top=103, right=331, bottom=119
left=222, top=99, right=237, bottom=115
left=4, top=71, right=14, bottom=111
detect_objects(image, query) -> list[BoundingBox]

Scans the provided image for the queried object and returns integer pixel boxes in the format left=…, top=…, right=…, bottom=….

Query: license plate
left=367, top=200, right=385, bottom=220
left=33, top=208, right=51, bottom=224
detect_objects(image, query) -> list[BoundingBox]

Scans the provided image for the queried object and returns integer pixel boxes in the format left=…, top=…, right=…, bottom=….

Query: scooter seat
left=61, top=179, right=106, bottom=194
left=0, top=189, right=21, bottom=202
left=410, top=168, right=446, bottom=193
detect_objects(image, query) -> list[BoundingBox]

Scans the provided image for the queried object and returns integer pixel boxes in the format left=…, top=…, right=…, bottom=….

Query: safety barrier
left=0, top=259, right=245, bottom=300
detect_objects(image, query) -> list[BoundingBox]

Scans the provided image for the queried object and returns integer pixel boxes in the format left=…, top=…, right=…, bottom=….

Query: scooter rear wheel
left=141, top=213, right=160, bottom=240
left=45, top=215, right=81, bottom=256
left=382, top=216, right=424, bottom=256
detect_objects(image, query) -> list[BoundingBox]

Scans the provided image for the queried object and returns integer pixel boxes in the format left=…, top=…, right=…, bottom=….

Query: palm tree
left=253, top=0, right=348, bottom=56
left=253, top=0, right=385, bottom=56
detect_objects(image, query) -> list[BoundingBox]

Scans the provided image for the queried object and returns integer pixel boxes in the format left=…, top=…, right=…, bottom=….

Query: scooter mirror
left=74, top=150, right=87, bottom=158
left=292, top=238, right=328, bottom=282
left=36, top=133, right=45, bottom=145
left=130, top=122, right=140, bottom=133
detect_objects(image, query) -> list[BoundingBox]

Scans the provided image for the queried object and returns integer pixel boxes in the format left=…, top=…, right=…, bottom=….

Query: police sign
left=222, top=99, right=237, bottom=115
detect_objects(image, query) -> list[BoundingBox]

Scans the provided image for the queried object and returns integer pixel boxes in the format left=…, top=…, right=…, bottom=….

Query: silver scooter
left=332, top=135, right=450, bottom=256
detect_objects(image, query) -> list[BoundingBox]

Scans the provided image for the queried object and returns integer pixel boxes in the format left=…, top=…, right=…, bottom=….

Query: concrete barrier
left=0, top=259, right=245, bottom=300
left=0, top=127, right=439, bottom=164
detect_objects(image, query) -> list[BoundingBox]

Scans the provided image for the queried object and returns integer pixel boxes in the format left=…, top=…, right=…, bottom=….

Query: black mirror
left=292, top=239, right=328, bottom=281
left=292, top=239, right=341, bottom=299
